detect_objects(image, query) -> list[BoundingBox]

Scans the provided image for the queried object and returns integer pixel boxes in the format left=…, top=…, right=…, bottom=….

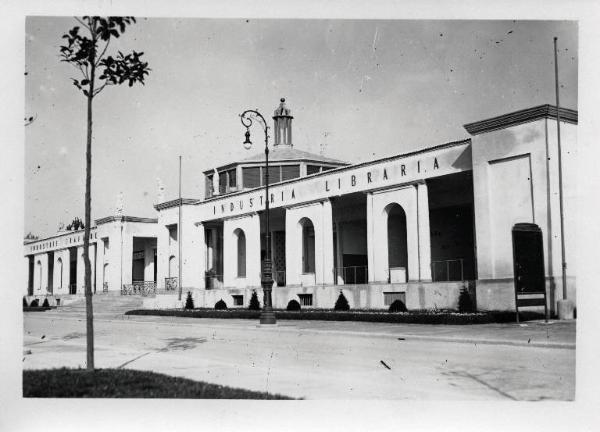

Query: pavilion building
left=24, top=99, right=577, bottom=314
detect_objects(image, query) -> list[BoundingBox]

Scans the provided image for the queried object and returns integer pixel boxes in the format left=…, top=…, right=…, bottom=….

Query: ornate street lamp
left=240, top=108, right=276, bottom=324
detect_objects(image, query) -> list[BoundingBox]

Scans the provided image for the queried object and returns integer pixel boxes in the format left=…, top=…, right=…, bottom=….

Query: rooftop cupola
left=273, top=98, right=293, bottom=147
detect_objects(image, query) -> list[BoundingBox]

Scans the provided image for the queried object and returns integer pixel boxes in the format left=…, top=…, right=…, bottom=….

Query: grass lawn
left=23, top=368, right=293, bottom=399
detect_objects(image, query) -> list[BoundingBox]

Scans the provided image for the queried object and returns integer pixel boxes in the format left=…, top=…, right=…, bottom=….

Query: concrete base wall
left=144, top=281, right=470, bottom=310
left=475, top=277, right=577, bottom=313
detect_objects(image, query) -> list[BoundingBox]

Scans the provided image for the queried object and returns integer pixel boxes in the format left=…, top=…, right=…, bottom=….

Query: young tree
left=60, top=17, right=150, bottom=370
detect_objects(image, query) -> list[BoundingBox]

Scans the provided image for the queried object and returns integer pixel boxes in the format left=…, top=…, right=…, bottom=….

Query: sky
left=25, top=18, right=578, bottom=238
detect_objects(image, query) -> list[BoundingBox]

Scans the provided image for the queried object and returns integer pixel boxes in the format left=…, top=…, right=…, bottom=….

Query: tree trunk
left=83, top=52, right=96, bottom=371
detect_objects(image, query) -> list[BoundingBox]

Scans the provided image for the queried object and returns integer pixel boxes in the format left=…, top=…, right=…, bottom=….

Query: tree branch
left=95, top=39, right=110, bottom=67
left=74, top=17, right=90, bottom=31
left=93, top=82, right=112, bottom=96
left=77, top=63, right=89, bottom=81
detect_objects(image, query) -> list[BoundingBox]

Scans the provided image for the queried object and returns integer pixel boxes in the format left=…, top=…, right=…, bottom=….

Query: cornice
left=463, top=104, right=578, bottom=135
left=153, top=198, right=200, bottom=211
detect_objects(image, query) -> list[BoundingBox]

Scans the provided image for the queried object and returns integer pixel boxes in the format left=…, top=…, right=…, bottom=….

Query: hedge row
left=125, top=308, right=545, bottom=325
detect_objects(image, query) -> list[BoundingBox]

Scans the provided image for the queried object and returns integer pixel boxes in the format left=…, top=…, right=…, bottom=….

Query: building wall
left=223, top=214, right=261, bottom=289
left=285, top=200, right=335, bottom=286
left=471, top=118, right=577, bottom=310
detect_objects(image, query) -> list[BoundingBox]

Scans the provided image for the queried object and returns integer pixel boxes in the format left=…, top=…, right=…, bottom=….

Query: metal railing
left=431, top=259, right=464, bottom=282
left=164, top=277, right=178, bottom=291
left=121, top=281, right=157, bottom=296
left=334, top=266, right=368, bottom=285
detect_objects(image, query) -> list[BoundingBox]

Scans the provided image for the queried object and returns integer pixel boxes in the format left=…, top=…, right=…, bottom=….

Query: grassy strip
left=125, top=308, right=545, bottom=324
left=23, top=368, right=292, bottom=399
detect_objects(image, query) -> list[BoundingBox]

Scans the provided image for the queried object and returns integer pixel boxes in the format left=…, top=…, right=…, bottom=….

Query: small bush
left=29, top=299, right=39, bottom=307
left=458, top=287, right=475, bottom=313
left=286, top=299, right=301, bottom=311
left=334, top=291, right=350, bottom=311
left=215, top=299, right=227, bottom=310
left=248, top=290, right=261, bottom=311
left=185, top=291, right=194, bottom=309
left=23, top=297, right=28, bottom=308
left=42, top=298, right=50, bottom=308
left=388, top=299, right=408, bottom=313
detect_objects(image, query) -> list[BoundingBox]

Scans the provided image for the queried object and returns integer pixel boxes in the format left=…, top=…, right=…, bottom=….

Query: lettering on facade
left=210, top=157, right=444, bottom=217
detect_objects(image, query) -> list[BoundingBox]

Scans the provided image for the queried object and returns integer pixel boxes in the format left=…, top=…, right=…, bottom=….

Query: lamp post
left=240, top=108, right=276, bottom=324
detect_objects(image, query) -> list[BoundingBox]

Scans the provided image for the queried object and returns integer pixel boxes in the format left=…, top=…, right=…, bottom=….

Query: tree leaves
left=60, top=16, right=149, bottom=97
left=98, top=50, right=151, bottom=88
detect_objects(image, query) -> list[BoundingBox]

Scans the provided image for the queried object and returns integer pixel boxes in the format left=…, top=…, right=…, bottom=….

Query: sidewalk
left=117, top=314, right=576, bottom=349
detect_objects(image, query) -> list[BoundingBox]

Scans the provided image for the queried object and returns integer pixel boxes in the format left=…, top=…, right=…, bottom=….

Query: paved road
left=23, top=312, right=575, bottom=400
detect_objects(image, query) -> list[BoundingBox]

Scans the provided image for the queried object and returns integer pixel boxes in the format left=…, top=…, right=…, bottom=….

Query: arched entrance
left=300, top=217, right=316, bottom=274
left=385, top=203, right=408, bottom=282
left=234, top=228, right=246, bottom=277
left=57, top=257, right=63, bottom=290
left=36, top=260, right=42, bottom=291
left=168, top=255, right=176, bottom=278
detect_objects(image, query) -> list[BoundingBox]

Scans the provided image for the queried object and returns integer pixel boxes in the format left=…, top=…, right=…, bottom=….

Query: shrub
left=23, top=297, right=28, bottom=308
left=184, top=291, right=194, bottom=309
left=42, top=298, right=50, bottom=308
left=334, top=291, right=350, bottom=311
left=458, top=287, right=475, bottom=313
left=388, top=299, right=407, bottom=313
left=248, top=290, right=261, bottom=311
left=29, top=299, right=39, bottom=307
left=286, top=299, right=301, bottom=311
left=215, top=299, right=227, bottom=310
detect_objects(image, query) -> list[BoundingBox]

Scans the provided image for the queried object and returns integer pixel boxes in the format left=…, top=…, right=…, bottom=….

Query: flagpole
left=178, top=155, right=183, bottom=301
left=553, top=37, right=568, bottom=302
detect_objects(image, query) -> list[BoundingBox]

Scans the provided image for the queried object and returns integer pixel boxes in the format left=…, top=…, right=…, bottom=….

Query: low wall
left=475, top=276, right=576, bottom=313
left=144, top=281, right=470, bottom=311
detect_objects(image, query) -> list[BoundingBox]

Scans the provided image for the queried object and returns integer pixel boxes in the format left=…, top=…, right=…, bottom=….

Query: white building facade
left=24, top=101, right=577, bottom=314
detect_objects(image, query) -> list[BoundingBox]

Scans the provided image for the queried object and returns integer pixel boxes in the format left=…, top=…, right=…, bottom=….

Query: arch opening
left=299, top=218, right=316, bottom=274
left=385, top=203, right=408, bottom=281
left=234, top=228, right=247, bottom=277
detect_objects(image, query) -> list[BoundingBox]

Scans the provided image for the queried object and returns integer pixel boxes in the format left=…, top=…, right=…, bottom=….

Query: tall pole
left=178, top=155, right=183, bottom=301
left=554, top=37, right=568, bottom=301
left=241, top=109, right=276, bottom=324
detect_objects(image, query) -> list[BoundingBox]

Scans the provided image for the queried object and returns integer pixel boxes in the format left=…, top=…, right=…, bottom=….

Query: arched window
left=57, top=257, right=63, bottom=289
left=300, top=218, right=315, bottom=274
left=385, top=203, right=408, bottom=279
left=168, top=255, right=176, bottom=278
left=235, top=229, right=246, bottom=277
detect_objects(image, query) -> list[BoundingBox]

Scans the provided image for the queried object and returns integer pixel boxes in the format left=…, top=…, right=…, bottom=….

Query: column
left=76, top=246, right=85, bottom=293
left=335, top=221, right=344, bottom=284
left=285, top=209, right=302, bottom=286
left=156, top=225, right=170, bottom=289
left=417, top=182, right=432, bottom=281
left=143, top=239, right=155, bottom=282
left=89, top=243, right=97, bottom=293
left=366, top=192, right=377, bottom=282
left=318, top=199, right=335, bottom=285
left=121, top=229, right=134, bottom=287
left=181, top=219, right=205, bottom=289
left=95, top=238, right=105, bottom=291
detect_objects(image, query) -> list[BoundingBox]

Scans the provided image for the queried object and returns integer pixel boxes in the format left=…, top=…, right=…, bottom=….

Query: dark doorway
left=47, top=251, right=54, bottom=294
left=69, top=247, right=77, bottom=294
left=27, top=256, right=34, bottom=296
left=512, top=223, right=545, bottom=294
left=386, top=203, right=408, bottom=280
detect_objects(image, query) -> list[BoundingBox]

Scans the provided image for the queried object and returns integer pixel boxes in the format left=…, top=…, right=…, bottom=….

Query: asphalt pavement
left=23, top=308, right=575, bottom=400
